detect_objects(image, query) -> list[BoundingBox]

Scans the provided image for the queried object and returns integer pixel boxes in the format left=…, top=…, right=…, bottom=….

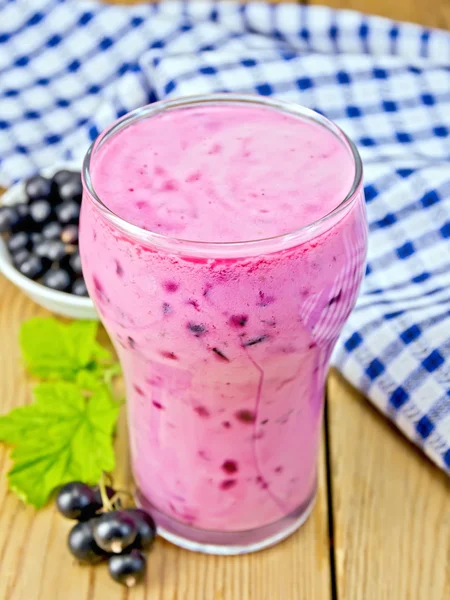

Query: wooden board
left=0, top=276, right=332, bottom=600
left=309, top=0, right=450, bottom=28
left=107, top=0, right=450, bottom=28
left=321, top=2, right=450, bottom=598
left=328, top=371, right=450, bottom=600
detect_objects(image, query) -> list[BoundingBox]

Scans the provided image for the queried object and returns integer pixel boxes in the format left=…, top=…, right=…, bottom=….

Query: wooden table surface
left=1, top=1, right=449, bottom=599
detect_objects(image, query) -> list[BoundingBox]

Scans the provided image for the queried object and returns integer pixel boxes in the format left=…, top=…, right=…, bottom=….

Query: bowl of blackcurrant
left=0, top=163, right=97, bottom=320
left=57, top=480, right=156, bottom=587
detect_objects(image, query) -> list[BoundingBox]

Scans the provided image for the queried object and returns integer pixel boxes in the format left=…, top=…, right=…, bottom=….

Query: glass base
left=135, top=486, right=317, bottom=555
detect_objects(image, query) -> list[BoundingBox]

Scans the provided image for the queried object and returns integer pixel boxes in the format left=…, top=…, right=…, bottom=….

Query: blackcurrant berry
left=14, top=203, right=31, bottom=232
left=35, top=240, right=66, bottom=262
left=42, top=268, right=72, bottom=292
left=52, top=170, right=79, bottom=193
left=29, top=199, right=53, bottom=227
left=92, top=485, right=117, bottom=508
left=0, top=206, right=14, bottom=234
left=25, top=175, right=52, bottom=202
left=56, top=481, right=100, bottom=521
left=108, top=550, right=146, bottom=587
left=41, top=221, right=63, bottom=240
left=18, top=255, right=49, bottom=280
left=93, top=510, right=137, bottom=554
left=68, top=520, right=108, bottom=564
left=58, top=176, right=82, bottom=204
left=72, top=278, right=88, bottom=297
left=56, top=201, right=80, bottom=225
left=12, top=248, right=31, bottom=269
left=31, top=232, right=43, bottom=247
left=127, top=509, right=156, bottom=551
left=7, top=231, right=31, bottom=254
left=0, top=204, right=29, bottom=234
left=68, top=251, right=82, bottom=276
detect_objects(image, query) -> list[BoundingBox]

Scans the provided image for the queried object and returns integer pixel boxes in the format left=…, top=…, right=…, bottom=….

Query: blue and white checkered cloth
left=1, top=0, right=449, bottom=473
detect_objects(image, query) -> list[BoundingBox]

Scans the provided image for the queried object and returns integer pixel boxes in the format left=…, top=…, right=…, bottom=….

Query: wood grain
left=107, top=0, right=450, bottom=28
left=309, top=0, right=450, bottom=28
left=328, top=371, right=450, bottom=600
left=323, top=4, right=450, bottom=600
left=0, top=277, right=332, bottom=600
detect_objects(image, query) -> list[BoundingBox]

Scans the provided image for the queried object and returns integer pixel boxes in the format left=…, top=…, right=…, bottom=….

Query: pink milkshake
left=80, top=95, right=367, bottom=554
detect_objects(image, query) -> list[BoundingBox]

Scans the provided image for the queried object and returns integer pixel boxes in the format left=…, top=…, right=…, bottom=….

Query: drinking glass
left=80, top=94, right=367, bottom=555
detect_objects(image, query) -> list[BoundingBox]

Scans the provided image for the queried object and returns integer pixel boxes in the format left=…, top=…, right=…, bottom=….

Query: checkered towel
left=1, top=0, right=449, bottom=473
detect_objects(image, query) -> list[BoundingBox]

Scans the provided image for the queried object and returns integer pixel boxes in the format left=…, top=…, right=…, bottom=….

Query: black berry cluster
left=56, top=481, right=156, bottom=587
left=0, top=170, right=88, bottom=296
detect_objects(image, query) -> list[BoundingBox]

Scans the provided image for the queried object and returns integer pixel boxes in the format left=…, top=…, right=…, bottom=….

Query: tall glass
left=80, top=94, right=367, bottom=555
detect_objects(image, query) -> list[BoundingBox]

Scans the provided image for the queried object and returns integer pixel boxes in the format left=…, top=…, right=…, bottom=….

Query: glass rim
left=82, top=93, right=363, bottom=252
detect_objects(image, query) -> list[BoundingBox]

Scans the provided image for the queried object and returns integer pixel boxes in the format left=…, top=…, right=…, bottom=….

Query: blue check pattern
left=1, top=0, right=449, bottom=472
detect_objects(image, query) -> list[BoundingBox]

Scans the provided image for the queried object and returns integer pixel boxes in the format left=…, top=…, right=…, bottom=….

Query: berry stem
left=104, top=472, right=114, bottom=487
left=99, top=473, right=114, bottom=512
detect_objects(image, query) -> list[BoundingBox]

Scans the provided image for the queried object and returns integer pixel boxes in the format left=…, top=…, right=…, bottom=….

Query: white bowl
left=0, top=162, right=97, bottom=320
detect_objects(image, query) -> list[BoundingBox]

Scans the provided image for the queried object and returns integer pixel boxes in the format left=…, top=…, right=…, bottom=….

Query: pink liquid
left=80, top=100, right=367, bottom=547
left=90, top=106, right=355, bottom=242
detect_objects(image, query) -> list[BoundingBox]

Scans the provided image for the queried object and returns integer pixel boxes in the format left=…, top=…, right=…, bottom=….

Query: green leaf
left=20, top=319, right=101, bottom=380
left=75, top=369, right=105, bottom=392
left=0, top=382, right=120, bottom=508
left=2, top=316, right=123, bottom=508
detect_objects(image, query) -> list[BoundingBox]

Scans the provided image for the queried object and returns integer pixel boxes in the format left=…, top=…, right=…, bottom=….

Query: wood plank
left=309, top=0, right=449, bottom=28
left=325, top=3, right=450, bottom=599
left=109, top=0, right=449, bottom=28
left=0, top=276, right=332, bottom=600
left=327, top=370, right=450, bottom=600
